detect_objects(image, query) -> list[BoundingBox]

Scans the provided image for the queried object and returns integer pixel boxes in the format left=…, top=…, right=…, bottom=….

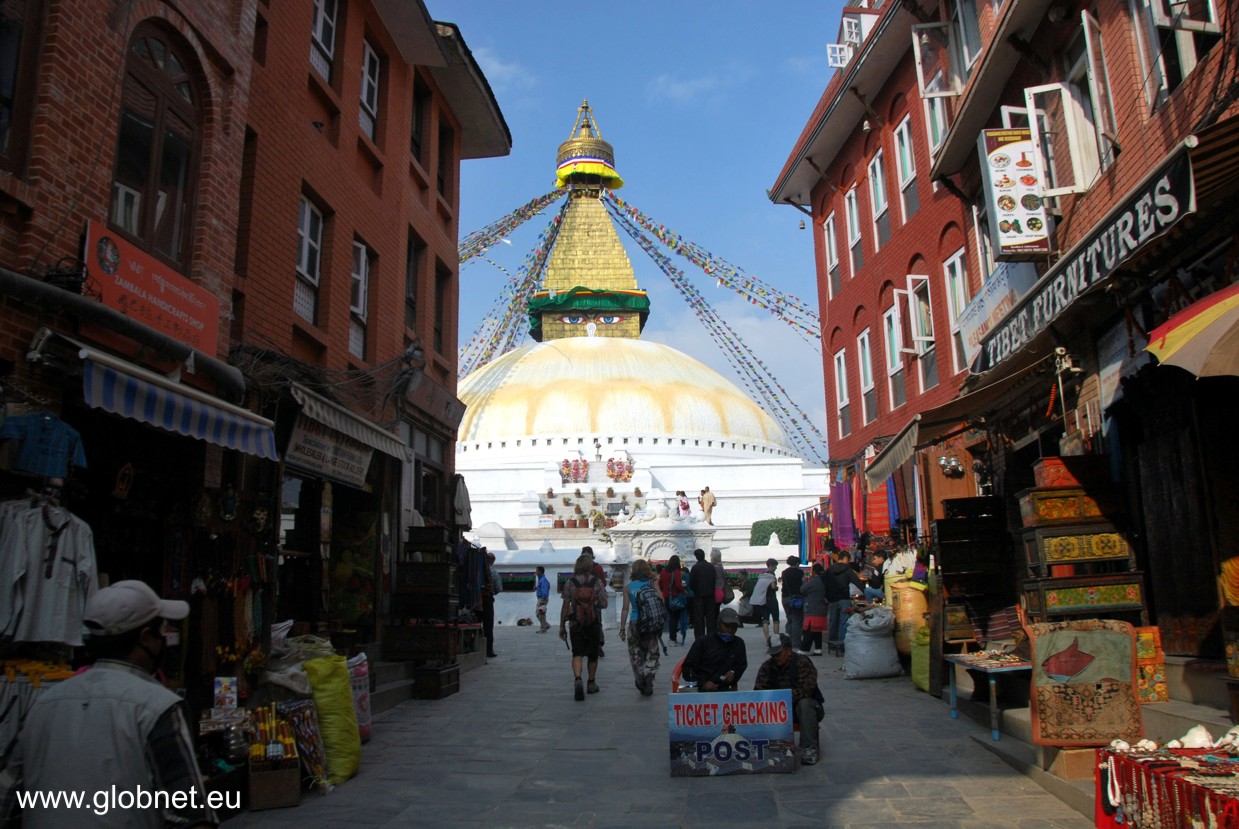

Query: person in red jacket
left=657, top=554, right=688, bottom=645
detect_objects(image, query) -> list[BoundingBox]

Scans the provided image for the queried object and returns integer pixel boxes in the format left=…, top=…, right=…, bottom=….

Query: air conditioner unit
left=827, top=44, right=853, bottom=68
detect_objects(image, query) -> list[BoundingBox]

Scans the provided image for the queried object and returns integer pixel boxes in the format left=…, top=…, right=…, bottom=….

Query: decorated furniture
left=944, top=653, right=1031, bottom=741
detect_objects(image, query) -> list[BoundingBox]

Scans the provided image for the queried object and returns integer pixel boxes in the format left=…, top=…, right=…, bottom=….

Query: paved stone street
left=224, top=619, right=1091, bottom=828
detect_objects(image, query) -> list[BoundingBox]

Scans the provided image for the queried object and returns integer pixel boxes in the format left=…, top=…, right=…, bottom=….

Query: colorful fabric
left=831, top=482, right=855, bottom=548
left=0, top=413, right=88, bottom=479
left=864, top=479, right=891, bottom=534
left=1134, top=626, right=1169, bottom=703
left=1028, top=619, right=1142, bottom=746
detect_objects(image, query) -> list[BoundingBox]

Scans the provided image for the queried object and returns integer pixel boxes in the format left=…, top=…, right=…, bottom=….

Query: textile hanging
left=1028, top=618, right=1142, bottom=746
left=831, top=482, right=855, bottom=548
left=864, top=480, right=891, bottom=535
left=887, top=479, right=900, bottom=526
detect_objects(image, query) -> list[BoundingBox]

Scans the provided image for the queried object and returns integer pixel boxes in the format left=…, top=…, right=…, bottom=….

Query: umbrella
left=1145, top=281, right=1239, bottom=377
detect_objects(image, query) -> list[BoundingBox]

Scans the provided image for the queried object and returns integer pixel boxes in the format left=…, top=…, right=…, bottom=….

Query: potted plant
left=634, top=487, right=643, bottom=497
left=553, top=518, right=565, bottom=529
left=562, top=496, right=572, bottom=506
left=606, top=486, right=615, bottom=498
left=574, top=504, right=583, bottom=515
left=621, top=494, right=629, bottom=504
left=547, top=488, right=554, bottom=499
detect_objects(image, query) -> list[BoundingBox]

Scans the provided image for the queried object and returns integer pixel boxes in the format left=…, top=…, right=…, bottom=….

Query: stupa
left=455, top=102, right=827, bottom=623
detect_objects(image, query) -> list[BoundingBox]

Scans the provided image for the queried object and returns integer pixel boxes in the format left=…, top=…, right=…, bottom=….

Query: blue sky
left=429, top=1, right=846, bottom=456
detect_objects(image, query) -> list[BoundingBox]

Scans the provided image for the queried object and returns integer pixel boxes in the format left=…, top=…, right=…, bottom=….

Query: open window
left=1129, top=0, right=1219, bottom=109
left=1024, top=83, right=1099, bottom=196
left=1078, top=11, right=1120, bottom=171
left=913, top=23, right=961, bottom=99
left=883, top=305, right=907, bottom=410
left=895, top=275, right=939, bottom=391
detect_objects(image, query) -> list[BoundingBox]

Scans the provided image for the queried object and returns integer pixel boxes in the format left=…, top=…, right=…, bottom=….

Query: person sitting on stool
left=754, top=632, right=825, bottom=766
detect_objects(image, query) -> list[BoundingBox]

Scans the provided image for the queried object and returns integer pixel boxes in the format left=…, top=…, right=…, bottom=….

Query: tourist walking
left=688, top=549, right=716, bottom=640
left=676, top=490, right=692, bottom=517
left=753, top=632, right=825, bottom=765
left=620, top=559, right=665, bottom=696
left=535, top=565, right=551, bottom=632
left=749, top=558, right=780, bottom=639
left=658, top=554, right=688, bottom=645
left=559, top=554, right=608, bottom=700
left=482, top=548, right=501, bottom=657
left=681, top=606, right=747, bottom=690
left=801, top=561, right=828, bottom=655
left=699, top=486, right=716, bottom=525
left=582, top=546, right=607, bottom=656
left=781, top=555, right=806, bottom=651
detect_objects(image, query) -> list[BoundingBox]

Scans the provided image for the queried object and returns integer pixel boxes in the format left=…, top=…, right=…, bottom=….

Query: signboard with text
left=668, top=690, right=794, bottom=776
left=977, top=129, right=1052, bottom=257
left=85, top=219, right=220, bottom=353
left=971, top=148, right=1195, bottom=375
left=285, top=415, right=374, bottom=488
left=956, top=262, right=1039, bottom=365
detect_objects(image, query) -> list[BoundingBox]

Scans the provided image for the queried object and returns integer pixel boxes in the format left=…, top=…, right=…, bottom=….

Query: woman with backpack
left=658, top=555, right=688, bottom=645
left=620, top=558, right=665, bottom=696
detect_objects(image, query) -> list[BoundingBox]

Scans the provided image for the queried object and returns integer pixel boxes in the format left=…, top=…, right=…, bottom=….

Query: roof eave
left=432, top=21, right=513, bottom=160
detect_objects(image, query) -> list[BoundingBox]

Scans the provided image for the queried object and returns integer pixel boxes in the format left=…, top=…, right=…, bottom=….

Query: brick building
left=774, top=0, right=1239, bottom=657
left=0, top=0, right=507, bottom=693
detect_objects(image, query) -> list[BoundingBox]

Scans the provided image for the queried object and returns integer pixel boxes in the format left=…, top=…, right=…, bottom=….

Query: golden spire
left=555, top=99, right=624, bottom=190
left=530, top=101, right=647, bottom=342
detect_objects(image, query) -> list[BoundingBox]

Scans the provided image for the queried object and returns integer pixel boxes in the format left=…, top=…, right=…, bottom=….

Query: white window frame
left=953, top=0, right=984, bottom=73
left=827, top=44, right=854, bottom=68
left=942, top=249, right=970, bottom=375
left=843, top=16, right=862, bottom=44
left=971, top=202, right=996, bottom=280
left=924, top=83, right=949, bottom=155
left=868, top=150, right=890, bottom=249
left=310, top=0, right=338, bottom=78
left=824, top=213, right=841, bottom=298
left=360, top=41, right=381, bottom=140
left=912, top=23, right=960, bottom=98
left=1131, top=0, right=1219, bottom=108
left=833, top=349, right=851, bottom=438
left=894, top=116, right=918, bottom=221
left=1025, top=82, right=1099, bottom=196
left=857, top=329, right=876, bottom=425
left=883, top=305, right=907, bottom=411
left=845, top=187, right=863, bottom=274
left=350, top=240, right=370, bottom=319
left=1080, top=11, right=1120, bottom=171
left=296, top=199, right=322, bottom=286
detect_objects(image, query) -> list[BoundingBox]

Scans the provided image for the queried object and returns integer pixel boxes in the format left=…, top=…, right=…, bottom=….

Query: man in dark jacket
left=682, top=607, right=747, bottom=690
left=824, top=551, right=865, bottom=655
left=688, top=548, right=717, bottom=639
left=780, top=555, right=806, bottom=652
left=754, top=632, right=824, bottom=765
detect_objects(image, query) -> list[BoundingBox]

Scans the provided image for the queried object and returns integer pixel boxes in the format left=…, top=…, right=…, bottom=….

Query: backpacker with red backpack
left=568, top=575, right=605, bottom=626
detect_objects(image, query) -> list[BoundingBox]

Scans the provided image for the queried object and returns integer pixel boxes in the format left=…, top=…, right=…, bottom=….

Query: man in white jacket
left=749, top=558, right=780, bottom=640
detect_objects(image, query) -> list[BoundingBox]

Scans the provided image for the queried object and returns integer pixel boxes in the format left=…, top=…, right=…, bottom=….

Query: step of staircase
left=368, top=660, right=418, bottom=716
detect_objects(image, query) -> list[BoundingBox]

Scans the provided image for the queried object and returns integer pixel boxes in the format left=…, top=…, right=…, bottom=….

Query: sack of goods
left=843, top=606, right=903, bottom=680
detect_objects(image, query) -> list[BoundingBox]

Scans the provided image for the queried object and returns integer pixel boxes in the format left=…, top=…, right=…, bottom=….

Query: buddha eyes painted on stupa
left=559, top=314, right=625, bottom=325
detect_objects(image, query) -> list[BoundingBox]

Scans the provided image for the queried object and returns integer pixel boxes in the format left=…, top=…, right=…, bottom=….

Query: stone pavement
left=224, top=620, right=1091, bottom=828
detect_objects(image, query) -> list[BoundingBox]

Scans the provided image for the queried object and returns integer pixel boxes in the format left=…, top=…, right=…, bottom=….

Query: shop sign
left=286, top=415, right=373, bottom=488
left=956, top=262, right=1039, bottom=365
left=84, top=220, right=220, bottom=353
left=668, top=690, right=794, bottom=776
left=977, top=129, right=1052, bottom=257
left=972, top=149, right=1194, bottom=375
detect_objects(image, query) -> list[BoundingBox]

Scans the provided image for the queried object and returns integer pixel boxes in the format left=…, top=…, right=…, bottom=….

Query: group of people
left=671, top=486, right=716, bottom=525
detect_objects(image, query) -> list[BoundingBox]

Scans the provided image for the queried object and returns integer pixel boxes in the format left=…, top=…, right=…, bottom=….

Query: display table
left=1096, top=747, right=1239, bottom=828
left=944, top=653, right=1032, bottom=741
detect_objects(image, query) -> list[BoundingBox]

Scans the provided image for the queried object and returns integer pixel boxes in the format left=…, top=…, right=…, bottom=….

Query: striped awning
left=83, top=355, right=278, bottom=460
left=290, top=383, right=408, bottom=460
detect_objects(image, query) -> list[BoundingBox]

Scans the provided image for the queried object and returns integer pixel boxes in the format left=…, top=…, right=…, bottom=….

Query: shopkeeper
left=0, top=580, right=218, bottom=828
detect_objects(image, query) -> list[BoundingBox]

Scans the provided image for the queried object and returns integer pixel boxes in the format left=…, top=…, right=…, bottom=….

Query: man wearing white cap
left=0, top=580, right=217, bottom=827
left=754, top=632, right=825, bottom=766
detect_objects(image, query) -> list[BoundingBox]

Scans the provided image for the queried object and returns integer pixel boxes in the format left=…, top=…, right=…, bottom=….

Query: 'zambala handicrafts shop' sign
left=971, top=149, right=1194, bottom=374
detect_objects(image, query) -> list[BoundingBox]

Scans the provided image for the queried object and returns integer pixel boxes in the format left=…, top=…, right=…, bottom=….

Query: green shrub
left=749, top=518, right=799, bottom=547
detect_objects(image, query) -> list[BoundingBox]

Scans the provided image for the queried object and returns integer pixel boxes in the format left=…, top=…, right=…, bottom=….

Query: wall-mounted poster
left=978, top=129, right=1052, bottom=257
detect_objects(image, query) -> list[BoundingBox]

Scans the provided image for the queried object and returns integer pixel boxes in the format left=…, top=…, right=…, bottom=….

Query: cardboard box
left=1048, top=747, right=1097, bottom=780
left=248, top=760, right=300, bottom=811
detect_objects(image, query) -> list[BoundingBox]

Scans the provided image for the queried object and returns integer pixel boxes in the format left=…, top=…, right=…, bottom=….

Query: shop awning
left=290, top=383, right=408, bottom=461
left=864, top=359, right=1050, bottom=489
left=81, top=349, right=278, bottom=460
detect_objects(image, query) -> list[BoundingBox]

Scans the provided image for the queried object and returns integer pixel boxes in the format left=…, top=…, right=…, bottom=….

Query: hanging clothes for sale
left=864, top=479, right=891, bottom=534
left=0, top=412, right=87, bottom=479
left=0, top=496, right=99, bottom=646
left=830, top=481, right=855, bottom=548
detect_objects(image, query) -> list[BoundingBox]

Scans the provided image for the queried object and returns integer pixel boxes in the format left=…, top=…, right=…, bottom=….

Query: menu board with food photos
left=978, top=129, right=1051, bottom=256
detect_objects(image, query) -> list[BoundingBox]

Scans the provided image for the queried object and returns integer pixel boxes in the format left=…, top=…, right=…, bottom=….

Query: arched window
left=109, top=23, right=200, bottom=267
